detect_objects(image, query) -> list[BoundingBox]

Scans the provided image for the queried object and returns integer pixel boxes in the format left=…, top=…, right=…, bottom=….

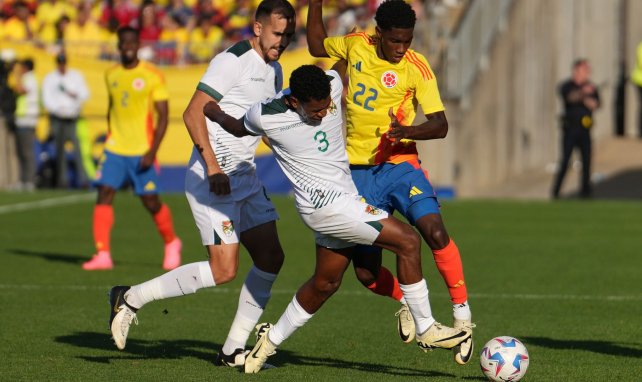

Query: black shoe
left=214, top=348, right=248, bottom=367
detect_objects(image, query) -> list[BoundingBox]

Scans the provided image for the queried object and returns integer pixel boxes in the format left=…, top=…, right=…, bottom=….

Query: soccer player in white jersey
left=107, top=0, right=296, bottom=367
left=203, top=64, right=471, bottom=373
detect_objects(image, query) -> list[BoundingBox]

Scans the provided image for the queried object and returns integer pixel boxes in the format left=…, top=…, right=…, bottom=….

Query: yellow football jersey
left=324, top=33, right=445, bottom=165
left=104, top=62, right=169, bottom=156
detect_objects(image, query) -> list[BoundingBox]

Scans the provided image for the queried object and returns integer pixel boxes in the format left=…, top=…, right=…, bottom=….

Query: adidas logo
left=409, top=186, right=423, bottom=197
left=352, top=61, right=362, bottom=72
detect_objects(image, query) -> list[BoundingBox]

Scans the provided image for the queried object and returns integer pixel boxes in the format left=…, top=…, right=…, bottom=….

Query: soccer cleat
left=453, top=319, right=476, bottom=364
left=82, top=250, right=113, bottom=270
left=108, top=286, right=138, bottom=350
left=162, top=237, right=182, bottom=270
left=214, top=348, right=249, bottom=367
left=244, top=323, right=277, bottom=374
left=395, top=304, right=415, bottom=344
left=416, top=321, right=471, bottom=352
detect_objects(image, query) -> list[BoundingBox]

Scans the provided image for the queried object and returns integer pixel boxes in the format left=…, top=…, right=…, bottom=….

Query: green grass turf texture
left=1, top=191, right=640, bottom=381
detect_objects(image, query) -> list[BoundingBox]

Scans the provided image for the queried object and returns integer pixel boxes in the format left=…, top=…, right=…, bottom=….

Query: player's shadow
left=56, top=331, right=455, bottom=378
left=55, top=331, right=220, bottom=364
left=523, top=336, right=642, bottom=358
left=8, top=248, right=86, bottom=264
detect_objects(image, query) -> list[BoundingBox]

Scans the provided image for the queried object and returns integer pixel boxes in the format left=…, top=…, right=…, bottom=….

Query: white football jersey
left=244, top=70, right=358, bottom=214
left=195, top=40, right=283, bottom=176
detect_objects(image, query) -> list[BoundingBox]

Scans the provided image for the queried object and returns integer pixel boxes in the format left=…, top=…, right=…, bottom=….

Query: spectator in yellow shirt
left=36, top=0, right=76, bottom=45
left=3, top=1, right=36, bottom=41
left=64, top=3, right=102, bottom=59
left=187, top=15, right=224, bottom=63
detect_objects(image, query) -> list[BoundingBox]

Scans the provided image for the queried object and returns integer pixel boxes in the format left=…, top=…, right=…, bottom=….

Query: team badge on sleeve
left=381, top=71, right=398, bottom=88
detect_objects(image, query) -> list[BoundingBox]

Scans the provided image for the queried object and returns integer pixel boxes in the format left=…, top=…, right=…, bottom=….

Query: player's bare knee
left=431, top=228, right=450, bottom=249
left=213, top=267, right=237, bottom=285
left=313, top=277, right=342, bottom=297
left=354, top=266, right=377, bottom=286
left=398, top=229, right=421, bottom=257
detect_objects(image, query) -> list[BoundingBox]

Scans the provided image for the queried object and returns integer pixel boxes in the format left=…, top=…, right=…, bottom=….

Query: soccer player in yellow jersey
left=82, top=26, right=182, bottom=271
left=308, top=0, right=474, bottom=364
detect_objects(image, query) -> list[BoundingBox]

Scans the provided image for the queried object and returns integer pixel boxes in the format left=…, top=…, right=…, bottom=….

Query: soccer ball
left=480, top=336, right=529, bottom=381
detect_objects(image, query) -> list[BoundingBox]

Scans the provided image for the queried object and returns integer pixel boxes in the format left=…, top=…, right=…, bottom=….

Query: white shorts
left=185, top=156, right=278, bottom=246
left=300, top=196, right=388, bottom=249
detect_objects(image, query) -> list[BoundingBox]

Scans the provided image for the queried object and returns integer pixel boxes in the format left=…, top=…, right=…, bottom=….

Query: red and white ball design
left=381, top=71, right=398, bottom=88
left=132, top=78, right=145, bottom=91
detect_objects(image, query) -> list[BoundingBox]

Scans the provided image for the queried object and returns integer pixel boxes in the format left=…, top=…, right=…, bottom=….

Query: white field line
left=0, top=284, right=639, bottom=301
left=0, top=193, right=95, bottom=215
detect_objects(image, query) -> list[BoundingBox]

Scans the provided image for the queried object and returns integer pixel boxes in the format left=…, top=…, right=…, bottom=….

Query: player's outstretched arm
left=387, top=110, right=448, bottom=144
left=203, top=101, right=250, bottom=138
left=307, top=0, right=329, bottom=57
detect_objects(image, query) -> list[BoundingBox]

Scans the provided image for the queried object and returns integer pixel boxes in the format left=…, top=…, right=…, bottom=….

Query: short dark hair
left=117, top=26, right=139, bottom=41
left=375, top=0, right=416, bottom=30
left=255, top=0, right=295, bottom=22
left=573, top=58, right=588, bottom=69
left=289, top=65, right=330, bottom=103
left=21, top=58, right=34, bottom=71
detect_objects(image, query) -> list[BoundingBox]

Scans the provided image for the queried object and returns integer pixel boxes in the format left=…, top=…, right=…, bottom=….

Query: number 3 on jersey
left=314, top=130, right=329, bottom=152
left=353, top=82, right=378, bottom=111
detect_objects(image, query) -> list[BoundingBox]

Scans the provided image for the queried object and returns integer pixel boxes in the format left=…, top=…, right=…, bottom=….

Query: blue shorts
left=94, top=151, right=161, bottom=195
left=350, top=161, right=440, bottom=225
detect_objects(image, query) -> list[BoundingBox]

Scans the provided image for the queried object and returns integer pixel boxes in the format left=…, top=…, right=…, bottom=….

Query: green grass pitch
left=1, top=191, right=641, bottom=381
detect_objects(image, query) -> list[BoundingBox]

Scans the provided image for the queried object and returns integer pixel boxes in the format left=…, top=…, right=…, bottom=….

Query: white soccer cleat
left=453, top=319, right=475, bottom=364
left=395, top=304, right=416, bottom=344
left=108, top=286, right=138, bottom=350
left=416, top=321, right=471, bottom=352
left=244, top=323, right=277, bottom=374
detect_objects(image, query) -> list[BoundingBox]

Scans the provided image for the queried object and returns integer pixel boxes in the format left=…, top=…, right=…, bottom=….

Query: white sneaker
left=108, top=286, right=138, bottom=350
left=395, top=304, right=415, bottom=343
left=416, top=321, right=471, bottom=352
left=244, top=323, right=277, bottom=374
left=453, top=319, right=475, bottom=364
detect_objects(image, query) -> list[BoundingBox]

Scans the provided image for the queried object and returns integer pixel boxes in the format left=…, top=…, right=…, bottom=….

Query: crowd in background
left=0, top=0, right=397, bottom=65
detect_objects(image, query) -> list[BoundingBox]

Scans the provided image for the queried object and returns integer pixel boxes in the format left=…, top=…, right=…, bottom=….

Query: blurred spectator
left=2, top=1, right=36, bottom=41
left=0, top=49, right=17, bottom=131
left=227, top=0, right=253, bottom=39
left=65, top=2, right=103, bottom=58
left=158, top=13, right=188, bottom=64
left=194, top=0, right=229, bottom=32
left=35, top=0, right=76, bottom=45
left=11, top=58, right=38, bottom=191
left=42, top=53, right=90, bottom=188
left=137, top=1, right=163, bottom=47
left=551, top=59, right=600, bottom=199
left=165, top=0, right=193, bottom=28
left=187, top=15, right=223, bottom=63
left=631, top=40, right=642, bottom=138
left=100, top=0, right=138, bottom=31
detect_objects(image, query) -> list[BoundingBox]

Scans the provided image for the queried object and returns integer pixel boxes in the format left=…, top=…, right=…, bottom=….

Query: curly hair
left=375, top=0, right=416, bottom=30
left=289, top=65, right=331, bottom=103
left=117, top=26, right=139, bottom=41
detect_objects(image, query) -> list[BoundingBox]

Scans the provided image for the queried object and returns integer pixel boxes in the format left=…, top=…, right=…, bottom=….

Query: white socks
left=125, top=261, right=215, bottom=309
left=268, top=296, right=313, bottom=346
left=399, top=279, right=435, bottom=334
left=221, top=266, right=277, bottom=355
left=453, top=300, right=472, bottom=321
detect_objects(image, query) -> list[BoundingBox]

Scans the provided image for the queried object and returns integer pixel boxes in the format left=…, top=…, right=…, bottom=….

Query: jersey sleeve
left=326, top=70, right=343, bottom=101
left=197, top=52, right=241, bottom=102
left=323, top=35, right=348, bottom=61
left=411, top=54, right=445, bottom=115
left=243, top=103, right=264, bottom=136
